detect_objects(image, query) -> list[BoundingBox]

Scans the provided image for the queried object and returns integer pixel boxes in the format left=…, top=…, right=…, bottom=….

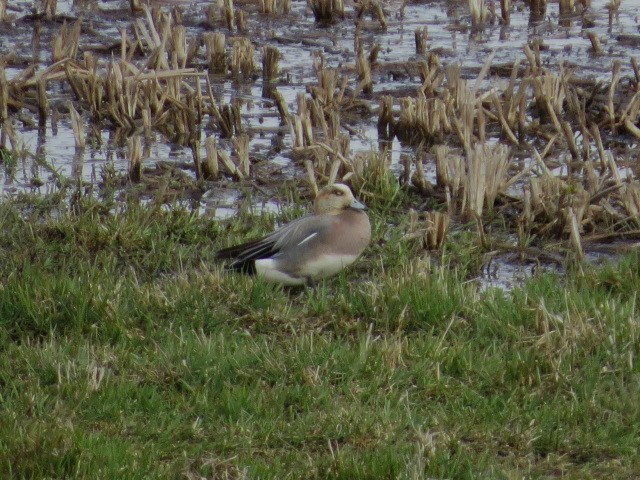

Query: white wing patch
left=297, top=232, right=318, bottom=246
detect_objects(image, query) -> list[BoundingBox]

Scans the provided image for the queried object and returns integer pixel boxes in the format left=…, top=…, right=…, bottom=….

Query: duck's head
left=313, top=183, right=368, bottom=215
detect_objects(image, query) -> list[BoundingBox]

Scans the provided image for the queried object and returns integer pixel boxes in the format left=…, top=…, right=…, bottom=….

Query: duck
left=216, top=183, right=371, bottom=286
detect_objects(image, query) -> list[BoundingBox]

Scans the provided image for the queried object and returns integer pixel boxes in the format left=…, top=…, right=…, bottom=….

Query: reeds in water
left=217, top=102, right=242, bottom=138
left=262, top=46, right=281, bottom=84
left=231, top=37, right=256, bottom=81
left=355, top=0, right=387, bottom=29
left=260, top=0, right=276, bottom=14
left=469, top=0, right=487, bottom=28
left=204, top=32, right=226, bottom=74
left=377, top=95, right=394, bottom=140
left=465, top=144, right=511, bottom=217
left=559, top=0, right=574, bottom=16
left=529, top=0, right=547, bottom=22
left=260, top=0, right=291, bottom=15
left=407, top=210, right=450, bottom=250
left=525, top=152, right=590, bottom=238
left=170, top=25, right=187, bottom=69
left=308, top=0, right=344, bottom=24
left=289, top=94, right=314, bottom=150
left=435, top=144, right=512, bottom=218
left=395, top=93, right=449, bottom=145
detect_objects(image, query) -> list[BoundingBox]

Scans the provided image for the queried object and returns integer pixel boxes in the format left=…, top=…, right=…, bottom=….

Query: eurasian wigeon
left=216, top=183, right=371, bottom=285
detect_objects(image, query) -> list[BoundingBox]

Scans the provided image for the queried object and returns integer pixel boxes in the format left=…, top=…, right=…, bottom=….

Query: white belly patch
left=254, top=254, right=359, bottom=285
left=300, top=254, right=358, bottom=280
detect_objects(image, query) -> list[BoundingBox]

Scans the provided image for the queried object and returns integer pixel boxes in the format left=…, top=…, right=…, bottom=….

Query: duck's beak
left=350, top=197, right=368, bottom=211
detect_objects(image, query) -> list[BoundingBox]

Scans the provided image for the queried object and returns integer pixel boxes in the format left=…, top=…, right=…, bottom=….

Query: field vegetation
left=0, top=177, right=639, bottom=479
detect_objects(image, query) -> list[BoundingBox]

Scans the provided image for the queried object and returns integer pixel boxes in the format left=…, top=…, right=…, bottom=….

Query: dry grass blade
left=466, top=146, right=487, bottom=218
left=567, top=207, right=585, bottom=260
left=0, top=63, right=9, bottom=123
left=128, top=135, right=142, bottom=182
left=618, top=182, right=640, bottom=218
left=272, top=89, right=290, bottom=124
left=232, top=134, right=250, bottom=177
left=203, top=136, right=220, bottom=181
left=414, top=27, right=428, bottom=55
left=500, top=0, right=510, bottom=23
left=411, top=154, right=433, bottom=195
left=236, top=10, right=247, bottom=32
left=43, top=0, right=57, bottom=19
left=356, top=48, right=372, bottom=95
left=69, top=102, right=85, bottom=149
left=481, top=144, right=511, bottom=209
left=218, top=103, right=242, bottom=138
left=0, top=0, right=7, bottom=22
left=223, top=0, right=235, bottom=31
left=52, top=19, right=82, bottom=62
left=37, top=76, right=48, bottom=126
left=425, top=211, right=450, bottom=249
left=533, top=72, right=566, bottom=133
left=356, top=0, right=387, bottom=29
left=377, top=95, right=394, bottom=140
left=129, top=0, right=142, bottom=13
left=587, top=32, right=604, bottom=55
left=607, top=61, right=622, bottom=132
left=305, top=159, right=318, bottom=195
left=217, top=150, right=243, bottom=179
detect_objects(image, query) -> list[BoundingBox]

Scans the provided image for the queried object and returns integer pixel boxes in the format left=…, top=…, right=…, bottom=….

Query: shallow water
left=3, top=0, right=639, bottom=198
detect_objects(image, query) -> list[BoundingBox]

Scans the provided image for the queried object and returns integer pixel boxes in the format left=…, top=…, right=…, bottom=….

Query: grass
left=0, top=186, right=638, bottom=479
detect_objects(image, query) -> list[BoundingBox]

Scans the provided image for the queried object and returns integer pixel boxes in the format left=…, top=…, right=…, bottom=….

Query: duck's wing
left=216, top=214, right=332, bottom=272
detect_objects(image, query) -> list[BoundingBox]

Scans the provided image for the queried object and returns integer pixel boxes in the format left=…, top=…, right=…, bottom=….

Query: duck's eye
left=334, top=189, right=344, bottom=196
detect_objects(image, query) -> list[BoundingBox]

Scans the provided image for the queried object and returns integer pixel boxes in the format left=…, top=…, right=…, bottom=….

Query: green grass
left=0, top=190, right=638, bottom=479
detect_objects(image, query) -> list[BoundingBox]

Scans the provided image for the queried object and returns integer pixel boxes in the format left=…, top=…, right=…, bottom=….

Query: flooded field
left=2, top=0, right=640, bottom=287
